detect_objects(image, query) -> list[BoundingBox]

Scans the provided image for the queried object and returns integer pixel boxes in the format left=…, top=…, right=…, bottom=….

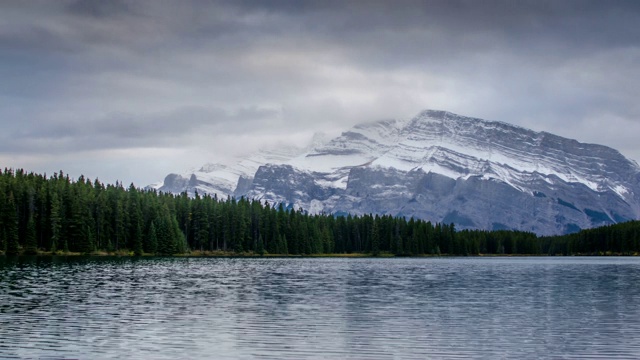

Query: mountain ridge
left=151, top=109, right=640, bottom=235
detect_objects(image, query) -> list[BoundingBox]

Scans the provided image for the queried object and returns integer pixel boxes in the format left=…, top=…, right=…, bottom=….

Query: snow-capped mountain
left=151, top=132, right=332, bottom=197
left=151, top=110, right=640, bottom=235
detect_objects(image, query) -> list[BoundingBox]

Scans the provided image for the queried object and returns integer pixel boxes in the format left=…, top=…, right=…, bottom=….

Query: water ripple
left=1, top=256, right=639, bottom=359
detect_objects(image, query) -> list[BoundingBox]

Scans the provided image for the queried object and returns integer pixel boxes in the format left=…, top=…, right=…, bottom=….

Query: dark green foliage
left=540, top=220, right=640, bottom=255
left=145, top=221, right=158, bottom=254
left=50, top=192, right=62, bottom=252
left=279, top=234, right=288, bottom=255
left=156, top=205, right=176, bottom=255
left=371, top=220, right=380, bottom=256
left=172, top=216, right=188, bottom=254
left=4, top=192, right=20, bottom=255
left=257, top=234, right=265, bottom=256
left=133, top=221, right=143, bottom=256
left=24, top=215, right=38, bottom=255
left=1, top=168, right=639, bottom=256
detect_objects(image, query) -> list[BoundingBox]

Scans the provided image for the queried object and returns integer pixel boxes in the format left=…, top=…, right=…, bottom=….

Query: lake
left=1, top=256, right=639, bottom=359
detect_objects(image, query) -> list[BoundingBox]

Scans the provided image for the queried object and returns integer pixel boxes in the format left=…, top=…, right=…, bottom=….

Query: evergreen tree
left=133, top=221, right=143, bottom=256
left=172, top=216, right=188, bottom=254
left=24, top=214, right=38, bottom=255
left=371, top=221, right=380, bottom=256
left=280, top=234, right=289, bottom=255
left=157, top=206, right=176, bottom=255
left=128, top=183, right=143, bottom=252
left=82, top=224, right=95, bottom=254
left=4, top=193, right=20, bottom=255
left=257, top=234, right=265, bottom=256
left=145, top=220, right=158, bottom=254
left=394, top=234, right=403, bottom=255
left=3, top=167, right=639, bottom=258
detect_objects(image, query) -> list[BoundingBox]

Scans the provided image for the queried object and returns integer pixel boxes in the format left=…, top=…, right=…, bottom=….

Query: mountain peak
left=417, top=109, right=456, bottom=119
left=152, top=109, right=640, bottom=235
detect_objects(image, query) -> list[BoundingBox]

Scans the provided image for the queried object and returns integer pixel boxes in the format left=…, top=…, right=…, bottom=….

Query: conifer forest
left=1, top=169, right=639, bottom=256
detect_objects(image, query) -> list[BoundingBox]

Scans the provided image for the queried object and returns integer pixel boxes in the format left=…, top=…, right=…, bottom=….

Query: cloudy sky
left=2, top=0, right=640, bottom=186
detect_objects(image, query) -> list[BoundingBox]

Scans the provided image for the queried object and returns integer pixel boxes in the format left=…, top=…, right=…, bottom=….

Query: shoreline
left=1, top=250, right=638, bottom=258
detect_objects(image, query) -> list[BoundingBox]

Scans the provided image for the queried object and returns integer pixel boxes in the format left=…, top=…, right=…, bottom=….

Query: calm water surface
left=1, top=256, right=639, bottom=359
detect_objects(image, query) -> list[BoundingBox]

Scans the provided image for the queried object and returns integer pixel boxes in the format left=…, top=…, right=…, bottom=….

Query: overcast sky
left=2, top=0, right=640, bottom=186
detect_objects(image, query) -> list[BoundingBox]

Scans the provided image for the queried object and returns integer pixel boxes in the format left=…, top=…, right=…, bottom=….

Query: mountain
left=151, top=110, right=640, bottom=235
left=152, top=132, right=330, bottom=198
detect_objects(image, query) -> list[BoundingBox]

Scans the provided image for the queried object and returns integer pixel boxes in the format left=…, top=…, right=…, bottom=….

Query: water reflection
left=1, top=256, right=639, bottom=359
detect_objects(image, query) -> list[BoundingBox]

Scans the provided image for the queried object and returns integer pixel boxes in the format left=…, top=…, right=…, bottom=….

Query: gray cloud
left=1, top=0, right=640, bottom=185
left=2, top=105, right=284, bottom=154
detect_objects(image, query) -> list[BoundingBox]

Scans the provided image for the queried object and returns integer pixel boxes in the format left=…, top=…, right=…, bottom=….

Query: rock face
left=151, top=110, right=640, bottom=235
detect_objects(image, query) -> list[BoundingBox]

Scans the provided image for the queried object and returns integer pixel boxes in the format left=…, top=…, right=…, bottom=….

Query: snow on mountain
left=153, top=142, right=310, bottom=198
left=151, top=110, right=640, bottom=235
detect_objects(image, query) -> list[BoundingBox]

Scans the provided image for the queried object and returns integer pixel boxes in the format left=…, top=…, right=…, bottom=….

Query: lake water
left=1, top=256, right=639, bottom=359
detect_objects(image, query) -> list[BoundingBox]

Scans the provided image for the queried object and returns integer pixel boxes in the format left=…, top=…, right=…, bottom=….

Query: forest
left=0, top=168, right=639, bottom=256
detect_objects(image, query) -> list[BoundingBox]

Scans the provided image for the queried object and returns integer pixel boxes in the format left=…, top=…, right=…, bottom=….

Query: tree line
left=540, top=221, right=640, bottom=255
left=0, top=168, right=638, bottom=256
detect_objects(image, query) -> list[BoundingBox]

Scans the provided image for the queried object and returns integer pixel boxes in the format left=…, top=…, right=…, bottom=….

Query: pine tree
left=279, top=234, right=288, bottom=255
left=4, top=193, right=20, bottom=255
left=133, top=221, right=143, bottom=256
left=395, top=234, right=403, bottom=255
left=0, top=180, right=4, bottom=253
left=128, top=183, right=143, bottom=252
left=257, top=234, right=265, bottom=256
left=114, top=196, right=126, bottom=251
left=24, top=214, right=38, bottom=255
left=172, top=216, right=188, bottom=254
left=156, top=207, right=175, bottom=255
left=371, top=221, right=380, bottom=256
left=82, top=224, right=95, bottom=254
left=322, top=226, right=333, bottom=254
left=93, top=180, right=107, bottom=250
left=145, top=220, right=158, bottom=254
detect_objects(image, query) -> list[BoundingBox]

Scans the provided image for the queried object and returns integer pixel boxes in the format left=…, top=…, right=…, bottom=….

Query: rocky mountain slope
left=151, top=110, right=640, bottom=235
